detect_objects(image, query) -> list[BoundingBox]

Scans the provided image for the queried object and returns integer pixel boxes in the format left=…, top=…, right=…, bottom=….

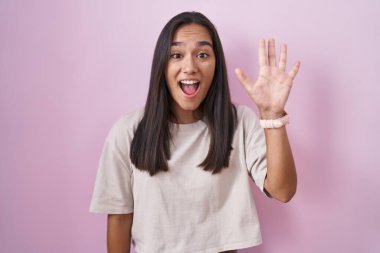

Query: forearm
left=263, top=126, right=297, bottom=202
left=107, top=213, right=133, bottom=253
left=235, top=37, right=300, bottom=202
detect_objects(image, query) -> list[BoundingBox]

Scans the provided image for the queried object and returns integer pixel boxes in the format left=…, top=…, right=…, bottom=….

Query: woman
left=90, top=11, right=300, bottom=253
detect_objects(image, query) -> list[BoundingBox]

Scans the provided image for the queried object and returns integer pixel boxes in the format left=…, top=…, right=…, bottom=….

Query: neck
left=171, top=108, right=202, bottom=124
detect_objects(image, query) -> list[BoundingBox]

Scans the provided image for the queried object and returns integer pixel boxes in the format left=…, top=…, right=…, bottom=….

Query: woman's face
left=165, top=23, right=216, bottom=123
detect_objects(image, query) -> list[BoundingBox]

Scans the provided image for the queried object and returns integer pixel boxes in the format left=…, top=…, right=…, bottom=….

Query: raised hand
left=235, top=38, right=300, bottom=119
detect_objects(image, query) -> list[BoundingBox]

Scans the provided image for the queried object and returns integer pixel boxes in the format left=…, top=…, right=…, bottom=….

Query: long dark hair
left=130, top=11, right=237, bottom=176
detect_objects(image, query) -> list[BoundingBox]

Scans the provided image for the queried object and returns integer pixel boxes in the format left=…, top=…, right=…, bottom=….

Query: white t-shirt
left=89, top=105, right=268, bottom=253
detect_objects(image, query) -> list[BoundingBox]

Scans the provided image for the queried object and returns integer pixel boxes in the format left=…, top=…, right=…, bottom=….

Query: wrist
left=260, top=111, right=289, bottom=128
left=259, top=110, right=286, bottom=120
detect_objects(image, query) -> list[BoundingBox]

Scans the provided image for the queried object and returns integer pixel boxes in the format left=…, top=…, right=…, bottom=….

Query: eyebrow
left=171, top=41, right=213, bottom=48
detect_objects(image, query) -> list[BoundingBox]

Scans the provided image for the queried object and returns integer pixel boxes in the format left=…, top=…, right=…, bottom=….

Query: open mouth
left=179, top=80, right=200, bottom=96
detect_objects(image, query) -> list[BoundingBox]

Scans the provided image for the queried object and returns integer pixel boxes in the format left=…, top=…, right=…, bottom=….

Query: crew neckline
left=169, top=119, right=206, bottom=131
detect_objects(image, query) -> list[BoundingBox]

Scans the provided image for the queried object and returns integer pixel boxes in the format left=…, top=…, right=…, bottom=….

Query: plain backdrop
left=1, top=0, right=379, bottom=252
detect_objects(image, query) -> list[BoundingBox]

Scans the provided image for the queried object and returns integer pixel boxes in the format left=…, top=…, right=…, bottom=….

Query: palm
left=253, top=65, right=292, bottom=113
left=235, top=39, right=300, bottom=118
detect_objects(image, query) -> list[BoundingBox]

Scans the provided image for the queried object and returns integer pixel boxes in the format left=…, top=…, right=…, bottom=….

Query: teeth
left=180, top=80, right=199, bottom=85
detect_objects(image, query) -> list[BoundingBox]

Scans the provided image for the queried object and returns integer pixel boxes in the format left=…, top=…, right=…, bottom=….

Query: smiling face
left=165, top=23, right=216, bottom=123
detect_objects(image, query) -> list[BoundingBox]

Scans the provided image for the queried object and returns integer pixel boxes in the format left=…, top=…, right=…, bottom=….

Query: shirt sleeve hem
left=89, top=207, right=134, bottom=214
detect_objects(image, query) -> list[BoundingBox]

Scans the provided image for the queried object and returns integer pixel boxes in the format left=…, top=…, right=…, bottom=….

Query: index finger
left=259, top=39, right=267, bottom=67
left=278, top=43, right=287, bottom=71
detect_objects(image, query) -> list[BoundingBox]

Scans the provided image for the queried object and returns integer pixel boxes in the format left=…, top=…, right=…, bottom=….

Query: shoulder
left=235, top=104, right=260, bottom=124
left=233, top=104, right=262, bottom=135
left=107, top=107, right=144, bottom=141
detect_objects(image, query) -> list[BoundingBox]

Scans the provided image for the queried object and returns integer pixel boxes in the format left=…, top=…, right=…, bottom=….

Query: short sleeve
left=89, top=120, right=134, bottom=214
left=242, top=106, right=270, bottom=197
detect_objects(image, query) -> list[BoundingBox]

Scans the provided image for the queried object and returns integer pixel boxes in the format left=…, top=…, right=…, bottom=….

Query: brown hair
left=130, top=11, right=237, bottom=176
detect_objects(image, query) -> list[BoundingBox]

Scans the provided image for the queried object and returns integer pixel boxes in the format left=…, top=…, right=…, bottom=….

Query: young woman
left=90, top=11, right=300, bottom=253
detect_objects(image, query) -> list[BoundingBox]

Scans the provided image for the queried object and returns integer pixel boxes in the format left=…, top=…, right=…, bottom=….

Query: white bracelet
left=260, top=112, right=289, bottom=128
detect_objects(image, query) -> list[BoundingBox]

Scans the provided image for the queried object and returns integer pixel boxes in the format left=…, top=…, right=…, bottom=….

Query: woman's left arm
left=262, top=126, right=297, bottom=202
left=235, top=38, right=300, bottom=203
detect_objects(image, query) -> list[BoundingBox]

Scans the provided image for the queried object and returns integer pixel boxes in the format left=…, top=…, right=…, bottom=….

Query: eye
left=170, top=53, right=182, bottom=59
left=197, top=52, right=209, bottom=59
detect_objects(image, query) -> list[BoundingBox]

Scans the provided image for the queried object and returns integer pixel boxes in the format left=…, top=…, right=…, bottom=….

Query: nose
left=182, top=55, right=198, bottom=74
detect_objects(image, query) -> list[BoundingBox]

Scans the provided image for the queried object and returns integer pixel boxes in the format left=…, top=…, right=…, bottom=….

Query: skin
left=235, top=39, right=300, bottom=202
left=165, top=24, right=216, bottom=124
left=107, top=30, right=300, bottom=253
left=107, top=213, right=133, bottom=253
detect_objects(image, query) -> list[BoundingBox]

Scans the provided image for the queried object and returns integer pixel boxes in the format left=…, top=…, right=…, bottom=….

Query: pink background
left=1, top=0, right=379, bottom=252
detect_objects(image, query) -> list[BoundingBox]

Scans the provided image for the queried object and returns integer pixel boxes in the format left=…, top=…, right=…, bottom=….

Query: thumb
left=234, top=68, right=252, bottom=89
